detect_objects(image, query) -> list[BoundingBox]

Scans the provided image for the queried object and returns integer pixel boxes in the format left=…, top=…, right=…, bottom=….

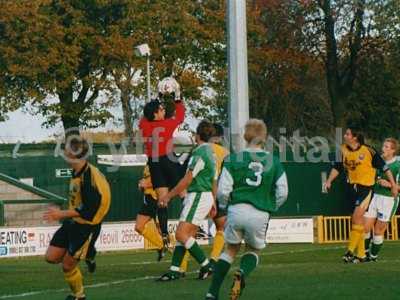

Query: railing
left=316, top=215, right=399, bottom=243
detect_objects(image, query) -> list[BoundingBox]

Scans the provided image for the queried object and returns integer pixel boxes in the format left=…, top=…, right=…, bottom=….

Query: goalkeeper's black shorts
left=148, top=155, right=181, bottom=189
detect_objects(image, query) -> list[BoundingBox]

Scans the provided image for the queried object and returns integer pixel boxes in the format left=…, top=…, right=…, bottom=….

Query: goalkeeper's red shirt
left=139, top=101, right=185, bottom=158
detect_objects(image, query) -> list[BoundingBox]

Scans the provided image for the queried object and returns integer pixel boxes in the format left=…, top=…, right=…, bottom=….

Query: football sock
left=157, top=207, right=169, bottom=236
left=180, top=250, right=190, bottom=273
left=142, top=221, right=164, bottom=250
left=371, top=235, right=384, bottom=257
left=208, top=252, right=233, bottom=298
left=348, top=224, right=364, bottom=253
left=64, top=266, right=84, bottom=298
left=364, top=232, right=371, bottom=254
left=170, top=242, right=186, bottom=272
left=356, top=232, right=366, bottom=258
left=240, top=252, right=259, bottom=278
left=185, top=237, right=208, bottom=266
left=210, top=230, right=225, bottom=262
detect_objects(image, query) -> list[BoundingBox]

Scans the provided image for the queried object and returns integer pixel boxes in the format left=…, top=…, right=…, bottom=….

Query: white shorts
left=364, top=194, right=399, bottom=222
left=224, top=203, right=270, bottom=250
left=179, top=192, right=214, bottom=226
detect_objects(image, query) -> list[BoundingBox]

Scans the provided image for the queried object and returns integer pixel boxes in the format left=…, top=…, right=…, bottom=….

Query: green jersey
left=187, top=143, right=216, bottom=193
left=374, top=158, right=400, bottom=197
left=218, top=149, right=288, bottom=212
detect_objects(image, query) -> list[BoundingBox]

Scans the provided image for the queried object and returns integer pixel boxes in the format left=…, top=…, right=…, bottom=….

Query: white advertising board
left=0, top=218, right=313, bottom=258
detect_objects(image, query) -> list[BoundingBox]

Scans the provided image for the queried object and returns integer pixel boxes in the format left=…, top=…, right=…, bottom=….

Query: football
left=157, top=77, right=180, bottom=97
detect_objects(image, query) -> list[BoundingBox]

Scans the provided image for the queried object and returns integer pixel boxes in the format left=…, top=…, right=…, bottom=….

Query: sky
left=0, top=110, right=63, bottom=143
left=0, top=107, right=197, bottom=144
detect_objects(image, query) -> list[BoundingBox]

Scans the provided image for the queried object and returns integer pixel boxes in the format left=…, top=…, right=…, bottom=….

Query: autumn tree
left=0, top=0, right=132, bottom=134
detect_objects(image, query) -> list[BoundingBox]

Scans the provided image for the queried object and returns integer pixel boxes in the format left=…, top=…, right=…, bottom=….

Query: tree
left=0, top=0, right=133, bottom=134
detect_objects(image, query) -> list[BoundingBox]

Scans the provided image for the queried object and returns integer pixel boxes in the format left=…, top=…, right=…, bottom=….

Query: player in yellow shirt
left=135, top=165, right=169, bottom=261
left=44, top=137, right=111, bottom=300
left=209, top=124, right=229, bottom=266
left=325, top=126, right=398, bottom=263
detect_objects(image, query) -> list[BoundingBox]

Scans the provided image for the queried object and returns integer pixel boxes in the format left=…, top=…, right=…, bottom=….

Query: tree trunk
left=320, top=0, right=365, bottom=130
left=121, top=87, right=134, bottom=143
left=58, top=86, right=81, bottom=137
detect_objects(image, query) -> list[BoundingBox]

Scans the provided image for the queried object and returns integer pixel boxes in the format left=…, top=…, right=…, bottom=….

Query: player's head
left=210, top=123, right=224, bottom=145
left=382, top=137, right=399, bottom=159
left=344, top=125, right=364, bottom=146
left=143, top=99, right=165, bottom=121
left=64, top=136, right=90, bottom=164
left=244, top=119, right=267, bottom=147
left=196, top=120, right=216, bottom=144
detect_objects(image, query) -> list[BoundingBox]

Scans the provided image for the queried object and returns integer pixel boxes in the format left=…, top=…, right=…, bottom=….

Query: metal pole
left=228, top=0, right=249, bottom=152
left=147, top=55, right=151, bottom=102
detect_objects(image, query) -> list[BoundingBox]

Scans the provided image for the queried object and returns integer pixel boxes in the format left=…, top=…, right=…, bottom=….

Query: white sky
left=0, top=107, right=198, bottom=144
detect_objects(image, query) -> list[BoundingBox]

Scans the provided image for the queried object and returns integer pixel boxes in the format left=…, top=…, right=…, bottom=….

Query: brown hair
left=244, top=119, right=268, bottom=145
left=196, top=120, right=216, bottom=142
left=385, top=137, right=399, bottom=154
left=66, top=136, right=90, bottom=159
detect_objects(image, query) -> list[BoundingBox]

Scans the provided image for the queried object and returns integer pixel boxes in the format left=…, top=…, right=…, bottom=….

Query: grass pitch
left=1, top=242, right=400, bottom=300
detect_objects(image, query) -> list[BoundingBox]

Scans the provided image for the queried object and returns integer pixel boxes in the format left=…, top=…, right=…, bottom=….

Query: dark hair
left=347, top=126, right=365, bottom=145
left=212, top=123, right=224, bottom=137
left=67, top=137, right=90, bottom=159
left=197, top=120, right=216, bottom=142
left=143, top=100, right=162, bottom=121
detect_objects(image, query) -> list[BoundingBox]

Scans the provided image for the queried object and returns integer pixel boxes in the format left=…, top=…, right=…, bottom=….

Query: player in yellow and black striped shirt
left=135, top=165, right=169, bottom=261
left=325, top=127, right=398, bottom=263
left=44, top=138, right=111, bottom=300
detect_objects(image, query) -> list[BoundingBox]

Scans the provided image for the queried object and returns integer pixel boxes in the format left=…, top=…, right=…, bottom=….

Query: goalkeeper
left=139, top=77, right=185, bottom=245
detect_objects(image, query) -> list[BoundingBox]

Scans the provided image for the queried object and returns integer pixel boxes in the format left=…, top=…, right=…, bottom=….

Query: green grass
left=1, top=242, right=400, bottom=300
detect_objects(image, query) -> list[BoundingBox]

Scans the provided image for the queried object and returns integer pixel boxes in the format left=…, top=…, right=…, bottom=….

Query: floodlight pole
left=228, top=0, right=249, bottom=152
left=146, top=55, right=151, bottom=102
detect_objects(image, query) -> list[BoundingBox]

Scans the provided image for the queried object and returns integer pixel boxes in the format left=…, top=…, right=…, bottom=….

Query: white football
left=158, top=77, right=180, bottom=95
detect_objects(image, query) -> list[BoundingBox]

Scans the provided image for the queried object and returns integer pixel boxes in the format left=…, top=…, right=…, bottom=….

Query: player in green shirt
left=364, top=138, right=400, bottom=261
left=157, top=120, right=217, bottom=281
left=206, top=119, right=288, bottom=300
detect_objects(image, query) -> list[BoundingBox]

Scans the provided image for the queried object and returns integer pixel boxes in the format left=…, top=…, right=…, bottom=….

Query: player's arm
left=274, top=158, right=288, bottom=208
left=165, top=100, right=185, bottom=129
left=371, top=148, right=398, bottom=197
left=325, top=155, right=343, bottom=191
left=216, top=166, right=234, bottom=210
left=160, top=170, right=193, bottom=206
left=43, top=207, right=80, bottom=221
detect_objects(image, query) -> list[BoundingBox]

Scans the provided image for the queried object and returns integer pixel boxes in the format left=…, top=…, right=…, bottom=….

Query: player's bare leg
left=45, top=246, right=66, bottom=264
left=135, top=214, right=166, bottom=261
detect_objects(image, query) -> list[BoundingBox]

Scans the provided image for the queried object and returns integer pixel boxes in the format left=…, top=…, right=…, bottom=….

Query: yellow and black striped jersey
left=334, top=144, right=388, bottom=187
left=142, top=165, right=158, bottom=200
left=210, top=143, right=229, bottom=177
left=68, top=163, right=111, bottom=225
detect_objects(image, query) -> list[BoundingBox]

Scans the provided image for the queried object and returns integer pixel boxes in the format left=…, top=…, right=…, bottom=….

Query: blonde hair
left=244, top=119, right=268, bottom=145
left=385, top=137, right=399, bottom=154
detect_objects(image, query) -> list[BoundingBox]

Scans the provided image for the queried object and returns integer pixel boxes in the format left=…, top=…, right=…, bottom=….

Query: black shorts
left=348, top=184, right=373, bottom=210
left=138, top=194, right=158, bottom=219
left=50, top=219, right=99, bottom=260
left=148, top=155, right=181, bottom=189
